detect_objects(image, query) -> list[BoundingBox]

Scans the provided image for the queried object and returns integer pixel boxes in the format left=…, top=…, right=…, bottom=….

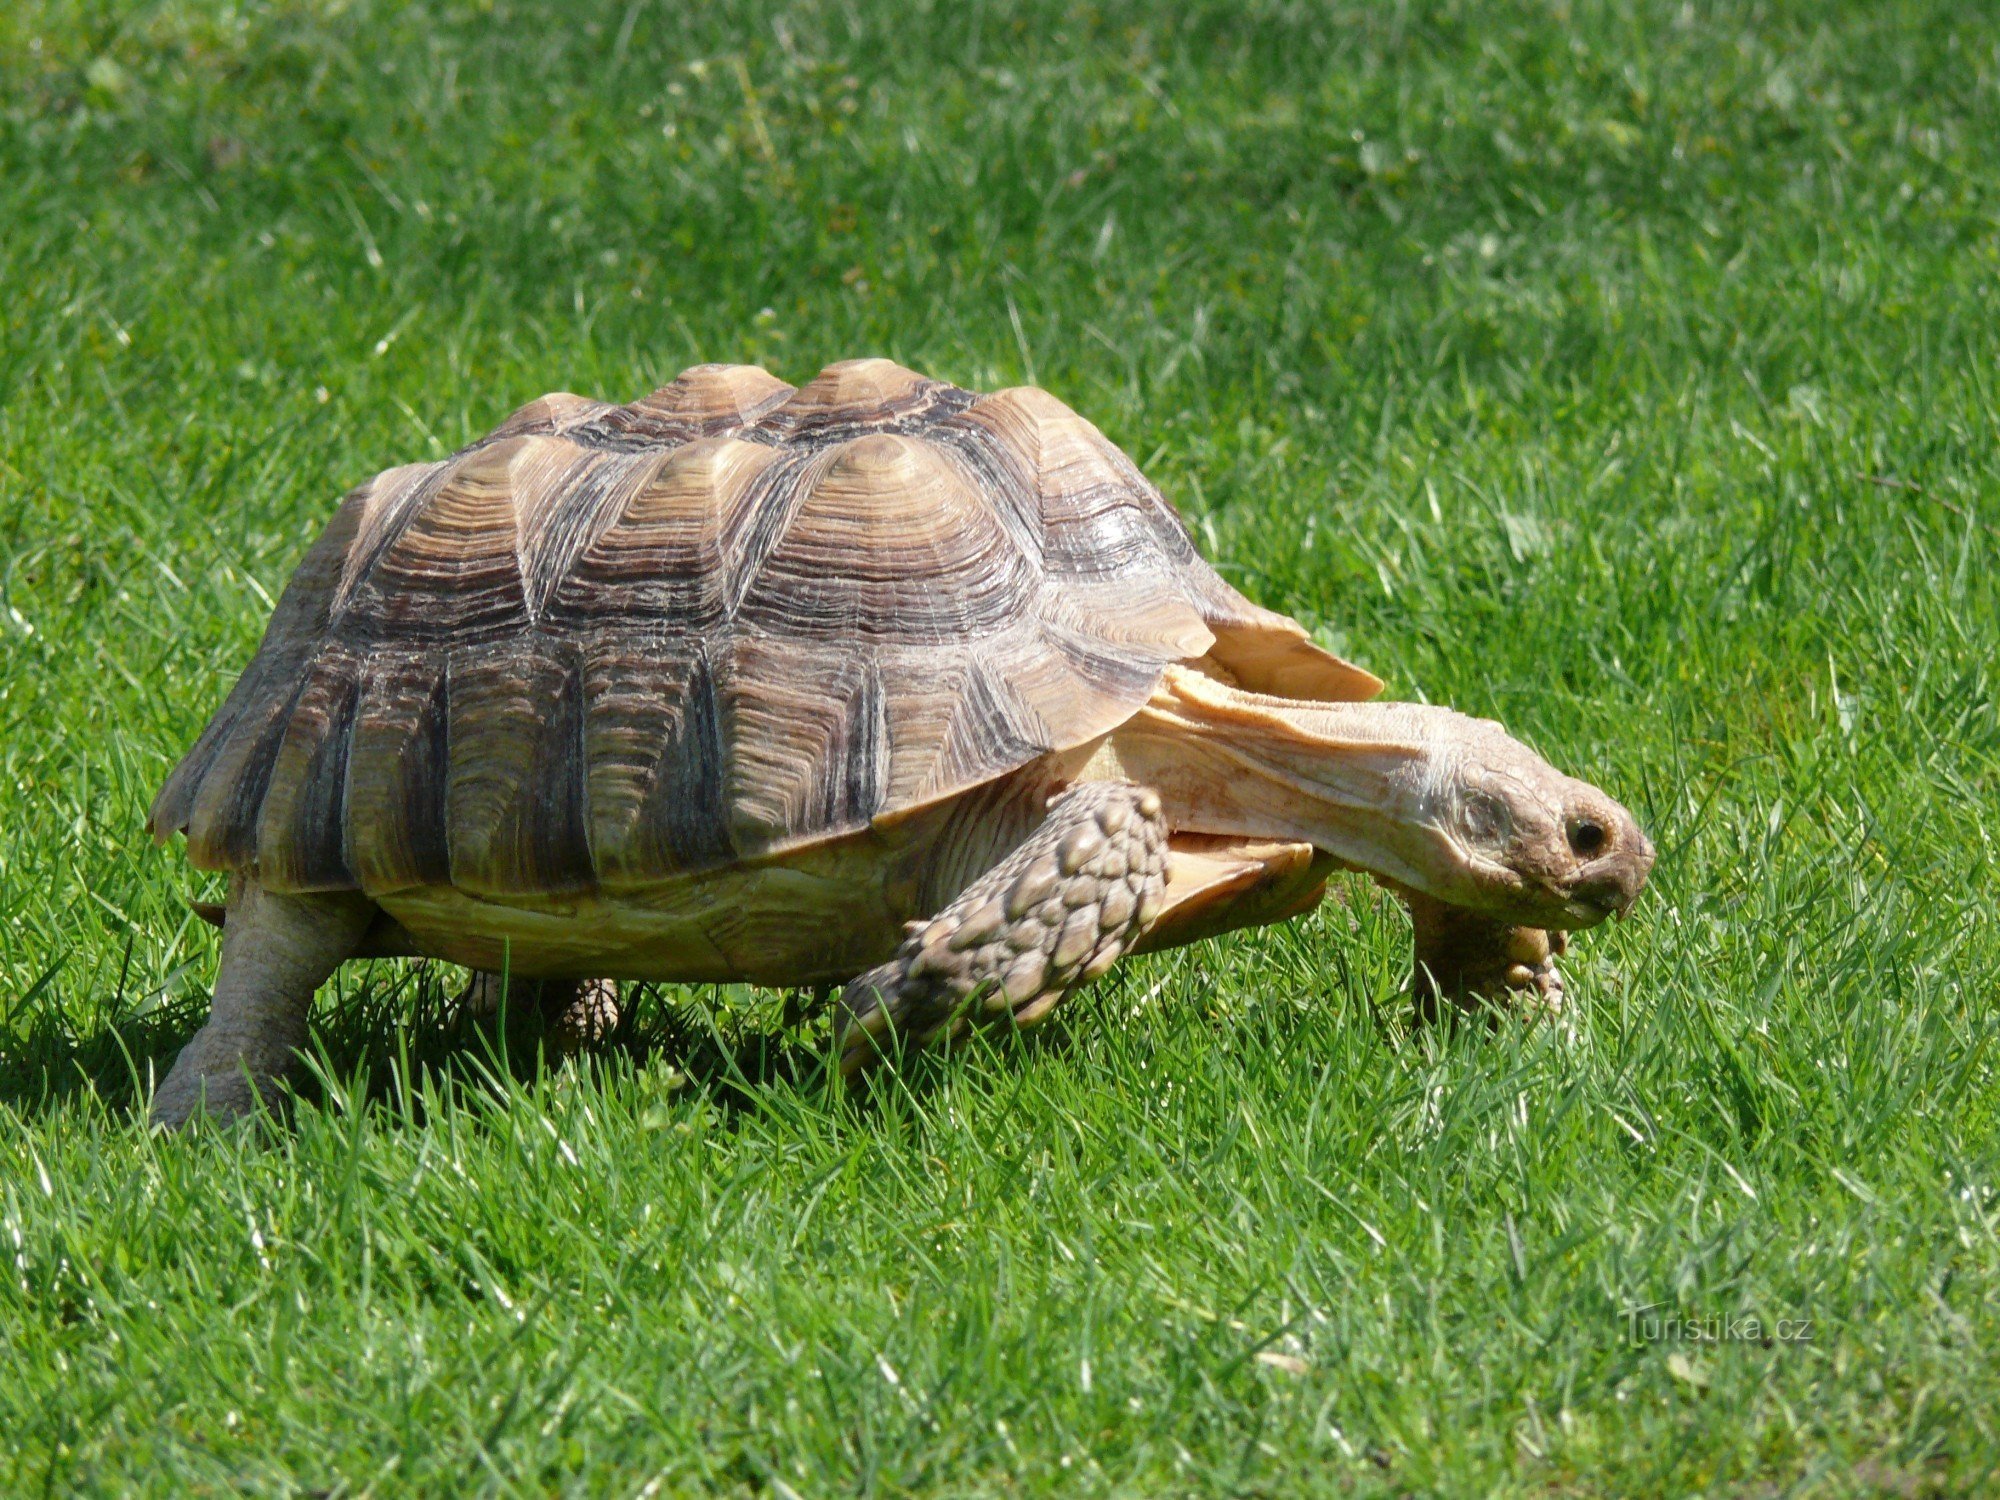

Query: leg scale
left=838, top=783, right=1169, bottom=1077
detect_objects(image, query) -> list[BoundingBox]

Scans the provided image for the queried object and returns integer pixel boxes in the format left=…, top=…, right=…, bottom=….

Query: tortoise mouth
left=1521, top=871, right=1648, bottom=931
left=1460, top=858, right=1634, bottom=932
left=1557, top=832, right=1656, bottom=926
left=1556, top=892, right=1621, bottom=928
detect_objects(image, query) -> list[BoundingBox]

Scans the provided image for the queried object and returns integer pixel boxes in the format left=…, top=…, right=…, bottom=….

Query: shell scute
left=252, top=643, right=363, bottom=891
left=341, top=438, right=532, bottom=643
left=181, top=668, right=306, bottom=873
left=752, top=358, right=974, bottom=444
left=580, top=364, right=795, bottom=448
left=544, top=438, right=782, bottom=632
left=949, top=389, right=1216, bottom=657
left=343, top=651, right=452, bottom=892
left=900, top=649, right=1051, bottom=805
left=956, top=386, right=1200, bottom=575
left=717, top=639, right=891, bottom=852
left=487, top=391, right=612, bottom=444
left=735, top=434, right=1035, bottom=643
left=510, top=441, right=668, bottom=622
left=582, top=642, right=734, bottom=884
left=444, top=641, right=594, bottom=896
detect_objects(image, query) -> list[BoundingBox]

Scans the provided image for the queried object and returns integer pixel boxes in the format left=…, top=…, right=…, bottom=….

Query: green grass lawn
left=3, top=0, right=1998, bottom=1493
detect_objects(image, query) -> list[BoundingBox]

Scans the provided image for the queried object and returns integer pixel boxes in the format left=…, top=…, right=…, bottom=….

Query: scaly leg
left=838, top=782, right=1169, bottom=1077
left=151, top=879, right=375, bottom=1128
left=1402, top=890, right=1566, bottom=1025
left=454, top=972, right=622, bottom=1052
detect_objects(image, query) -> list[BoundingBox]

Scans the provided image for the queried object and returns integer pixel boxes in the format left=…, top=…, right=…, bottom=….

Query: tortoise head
left=1118, top=667, right=1655, bottom=932
left=1416, top=714, right=1655, bottom=929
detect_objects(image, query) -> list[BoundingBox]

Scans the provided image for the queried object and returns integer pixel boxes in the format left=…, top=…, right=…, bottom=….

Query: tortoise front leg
left=837, top=783, right=1169, bottom=1078
left=1401, top=889, right=1566, bottom=1025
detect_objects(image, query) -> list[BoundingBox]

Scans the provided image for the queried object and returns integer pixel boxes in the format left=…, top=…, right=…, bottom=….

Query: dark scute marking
left=398, top=667, right=454, bottom=887
left=543, top=491, right=727, bottom=637
left=647, top=651, right=734, bottom=870
left=519, top=450, right=664, bottom=623
left=738, top=562, right=1038, bottom=644
left=581, top=639, right=721, bottom=880
left=531, top=648, right=598, bottom=892
left=562, top=409, right=707, bottom=452
left=720, top=447, right=835, bottom=616
left=1041, top=474, right=1188, bottom=584
left=927, top=656, right=1049, bottom=794
left=326, top=462, right=457, bottom=631
left=1041, top=623, right=1170, bottom=704
left=927, top=420, right=1047, bottom=572
left=556, top=412, right=690, bottom=452
left=832, top=657, right=888, bottom=828
left=572, top=375, right=795, bottom=449
left=269, top=657, right=362, bottom=889
left=1095, top=441, right=1202, bottom=566
left=342, top=453, right=533, bottom=646
left=366, top=546, right=529, bottom=645
left=344, top=654, right=453, bottom=891
left=197, top=671, right=313, bottom=871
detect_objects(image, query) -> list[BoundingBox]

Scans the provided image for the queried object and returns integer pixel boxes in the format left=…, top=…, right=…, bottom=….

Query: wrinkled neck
left=1096, top=665, right=1475, bottom=901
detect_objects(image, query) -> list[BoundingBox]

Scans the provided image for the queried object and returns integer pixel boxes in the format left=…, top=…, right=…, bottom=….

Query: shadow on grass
left=0, top=962, right=843, bottom=1125
left=0, top=961, right=1059, bottom=1128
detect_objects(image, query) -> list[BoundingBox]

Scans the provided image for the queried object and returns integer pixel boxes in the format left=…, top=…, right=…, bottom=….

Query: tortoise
left=147, top=358, right=1654, bottom=1127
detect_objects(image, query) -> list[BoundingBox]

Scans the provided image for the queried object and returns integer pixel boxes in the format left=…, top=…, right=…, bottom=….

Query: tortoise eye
left=1568, top=819, right=1607, bottom=857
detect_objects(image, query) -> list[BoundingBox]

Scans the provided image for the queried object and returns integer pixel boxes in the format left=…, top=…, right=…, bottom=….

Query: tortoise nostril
left=1568, top=818, right=1607, bottom=857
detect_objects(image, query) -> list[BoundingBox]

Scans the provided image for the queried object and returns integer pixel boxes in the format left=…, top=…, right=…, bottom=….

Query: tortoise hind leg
left=151, top=879, right=375, bottom=1129
left=837, top=783, right=1168, bottom=1078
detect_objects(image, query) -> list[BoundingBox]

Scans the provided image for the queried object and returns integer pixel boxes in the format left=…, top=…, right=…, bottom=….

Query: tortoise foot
left=837, top=782, right=1168, bottom=1078
left=1402, top=892, right=1567, bottom=1026
left=455, top=973, right=621, bottom=1053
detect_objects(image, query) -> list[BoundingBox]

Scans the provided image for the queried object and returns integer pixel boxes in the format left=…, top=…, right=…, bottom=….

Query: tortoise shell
left=150, top=359, right=1379, bottom=898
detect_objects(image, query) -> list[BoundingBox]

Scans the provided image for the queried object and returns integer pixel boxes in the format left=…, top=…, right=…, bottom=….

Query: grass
left=2, top=0, right=1998, bottom=1492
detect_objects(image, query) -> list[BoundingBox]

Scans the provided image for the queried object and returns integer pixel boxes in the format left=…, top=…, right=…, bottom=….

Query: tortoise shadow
left=0, top=963, right=937, bottom=1128
left=298, top=981, right=1072, bottom=1131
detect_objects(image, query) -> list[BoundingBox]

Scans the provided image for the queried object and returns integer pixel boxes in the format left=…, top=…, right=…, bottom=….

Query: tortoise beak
left=1561, top=825, right=1655, bottom=924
